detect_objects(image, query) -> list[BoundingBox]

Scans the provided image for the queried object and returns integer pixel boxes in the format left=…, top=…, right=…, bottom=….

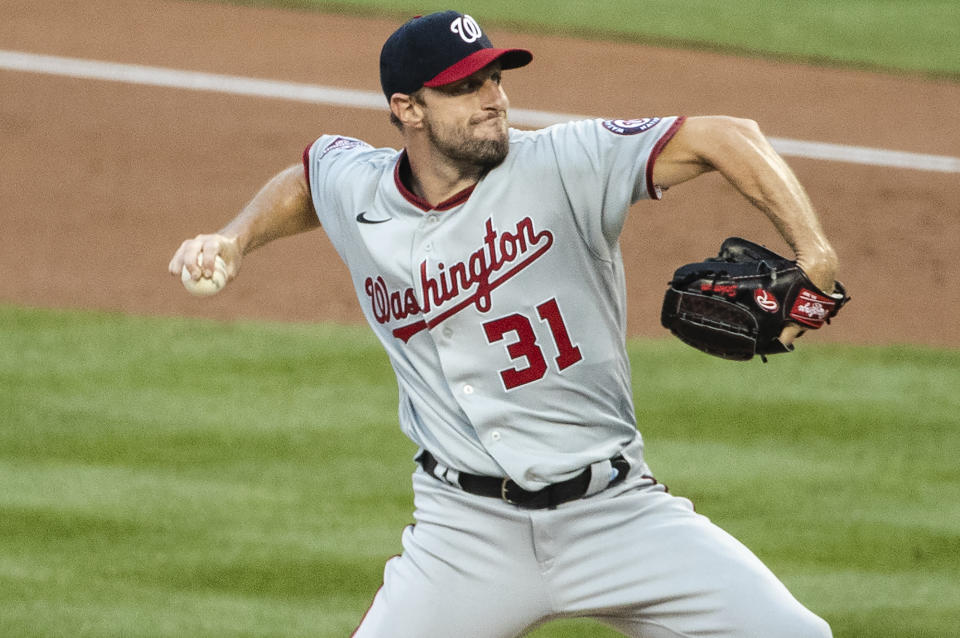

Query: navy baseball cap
left=379, top=11, right=532, bottom=99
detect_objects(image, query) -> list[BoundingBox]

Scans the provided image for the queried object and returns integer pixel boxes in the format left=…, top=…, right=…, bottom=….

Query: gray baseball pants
left=352, top=460, right=831, bottom=637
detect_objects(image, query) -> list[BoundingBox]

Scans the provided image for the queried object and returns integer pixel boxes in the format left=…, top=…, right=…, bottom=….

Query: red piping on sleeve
left=645, top=116, right=686, bottom=200
left=302, top=143, right=313, bottom=195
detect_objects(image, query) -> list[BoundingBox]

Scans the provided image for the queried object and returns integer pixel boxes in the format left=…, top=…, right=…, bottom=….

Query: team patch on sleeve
left=319, top=136, right=371, bottom=159
left=601, top=118, right=662, bottom=135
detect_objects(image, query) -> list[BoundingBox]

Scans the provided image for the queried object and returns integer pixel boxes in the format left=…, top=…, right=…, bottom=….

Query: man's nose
left=480, top=79, right=507, bottom=109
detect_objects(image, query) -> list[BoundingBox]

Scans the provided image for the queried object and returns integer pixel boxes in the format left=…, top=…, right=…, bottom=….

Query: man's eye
left=447, top=73, right=499, bottom=95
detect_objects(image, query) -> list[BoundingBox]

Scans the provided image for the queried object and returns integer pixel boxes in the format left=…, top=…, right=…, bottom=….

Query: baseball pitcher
left=170, top=11, right=842, bottom=637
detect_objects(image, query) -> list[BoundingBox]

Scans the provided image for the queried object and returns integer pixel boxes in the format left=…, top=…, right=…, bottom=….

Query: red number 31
left=482, top=298, right=583, bottom=390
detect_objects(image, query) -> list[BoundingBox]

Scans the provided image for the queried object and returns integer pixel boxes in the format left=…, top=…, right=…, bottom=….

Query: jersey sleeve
left=548, top=116, right=685, bottom=248
left=302, top=134, right=376, bottom=238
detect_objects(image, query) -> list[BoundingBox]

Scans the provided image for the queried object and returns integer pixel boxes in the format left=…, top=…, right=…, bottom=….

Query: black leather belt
left=419, top=450, right=629, bottom=510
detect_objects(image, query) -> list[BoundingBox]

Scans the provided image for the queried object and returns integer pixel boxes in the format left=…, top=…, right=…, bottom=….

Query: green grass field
left=2, top=305, right=958, bottom=637
left=5, top=1, right=958, bottom=635
left=236, top=0, right=960, bottom=78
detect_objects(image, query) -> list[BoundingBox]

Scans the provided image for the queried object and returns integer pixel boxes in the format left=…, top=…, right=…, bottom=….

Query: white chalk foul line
left=0, top=50, right=386, bottom=109
left=3, top=50, right=958, bottom=174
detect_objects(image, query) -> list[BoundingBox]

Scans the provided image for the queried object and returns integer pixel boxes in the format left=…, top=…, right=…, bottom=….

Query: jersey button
left=428, top=215, right=439, bottom=224
left=463, top=384, right=474, bottom=395
left=491, top=431, right=502, bottom=442
left=424, top=241, right=433, bottom=251
left=442, top=327, right=453, bottom=338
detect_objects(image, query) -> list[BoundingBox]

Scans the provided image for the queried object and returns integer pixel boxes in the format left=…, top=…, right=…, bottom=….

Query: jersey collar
left=393, top=150, right=477, bottom=212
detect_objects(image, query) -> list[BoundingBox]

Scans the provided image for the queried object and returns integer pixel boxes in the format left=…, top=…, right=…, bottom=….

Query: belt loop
left=442, top=467, right=460, bottom=487
left=420, top=451, right=460, bottom=487
left=500, top=478, right=518, bottom=505
left=585, top=459, right=613, bottom=497
left=432, top=461, right=457, bottom=486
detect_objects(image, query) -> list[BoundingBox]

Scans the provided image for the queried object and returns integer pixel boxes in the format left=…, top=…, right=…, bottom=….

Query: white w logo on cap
left=450, top=15, right=482, bottom=43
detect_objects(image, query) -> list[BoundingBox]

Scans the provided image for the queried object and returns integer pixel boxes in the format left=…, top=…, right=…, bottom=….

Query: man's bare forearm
left=707, top=119, right=837, bottom=289
left=169, top=164, right=319, bottom=282
left=222, top=164, right=320, bottom=255
left=654, top=116, right=839, bottom=291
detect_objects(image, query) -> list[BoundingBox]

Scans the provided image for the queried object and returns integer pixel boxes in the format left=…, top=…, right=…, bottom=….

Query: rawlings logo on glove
left=789, top=289, right=839, bottom=327
left=660, top=237, right=849, bottom=362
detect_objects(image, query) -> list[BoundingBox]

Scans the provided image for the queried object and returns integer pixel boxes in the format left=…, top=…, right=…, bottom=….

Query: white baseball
left=181, top=255, right=228, bottom=296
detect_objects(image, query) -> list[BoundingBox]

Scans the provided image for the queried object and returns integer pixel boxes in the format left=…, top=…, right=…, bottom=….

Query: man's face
left=419, top=64, right=510, bottom=170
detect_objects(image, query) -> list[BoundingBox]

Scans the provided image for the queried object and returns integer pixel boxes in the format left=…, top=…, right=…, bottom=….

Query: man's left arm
left=652, top=115, right=839, bottom=291
left=651, top=116, right=839, bottom=345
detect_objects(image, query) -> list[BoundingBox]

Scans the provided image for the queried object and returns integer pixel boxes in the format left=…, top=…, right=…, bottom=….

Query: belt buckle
left=501, top=478, right=520, bottom=505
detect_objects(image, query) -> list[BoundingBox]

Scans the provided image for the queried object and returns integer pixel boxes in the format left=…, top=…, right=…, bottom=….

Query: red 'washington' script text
left=364, top=216, right=554, bottom=342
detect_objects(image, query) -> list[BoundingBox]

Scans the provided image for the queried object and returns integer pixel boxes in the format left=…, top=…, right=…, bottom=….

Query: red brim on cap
left=423, top=48, right=533, bottom=87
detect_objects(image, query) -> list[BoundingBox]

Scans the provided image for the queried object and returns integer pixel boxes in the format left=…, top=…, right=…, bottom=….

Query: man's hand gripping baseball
left=168, top=233, right=243, bottom=287
left=167, top=164, right=317, bottom=293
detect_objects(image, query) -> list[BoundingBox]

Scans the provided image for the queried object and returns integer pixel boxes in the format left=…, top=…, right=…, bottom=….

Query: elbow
left=703, top=115, right=763, bottom=137
left=733, top=117, right=762, bottom=134
left=724, top=117, right=765, bottom=147
left=683, top=116, right=767, bottom=167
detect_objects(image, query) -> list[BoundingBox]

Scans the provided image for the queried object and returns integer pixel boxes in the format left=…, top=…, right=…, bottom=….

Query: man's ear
left=390, top=93, right=424, bottom=129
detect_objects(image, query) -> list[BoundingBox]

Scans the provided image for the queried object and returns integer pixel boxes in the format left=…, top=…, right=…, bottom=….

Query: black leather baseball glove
left=661, top=237, right=849, bottom=361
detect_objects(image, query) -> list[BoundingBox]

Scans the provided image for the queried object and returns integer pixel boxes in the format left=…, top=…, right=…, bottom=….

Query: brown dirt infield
left=2, top=0, right=959, bottom=348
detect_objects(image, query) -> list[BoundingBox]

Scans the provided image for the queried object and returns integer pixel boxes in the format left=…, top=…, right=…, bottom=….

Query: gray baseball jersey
left=304, top=116, right=683, bottom=491
left=304, top=117, right=832, bottom=638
